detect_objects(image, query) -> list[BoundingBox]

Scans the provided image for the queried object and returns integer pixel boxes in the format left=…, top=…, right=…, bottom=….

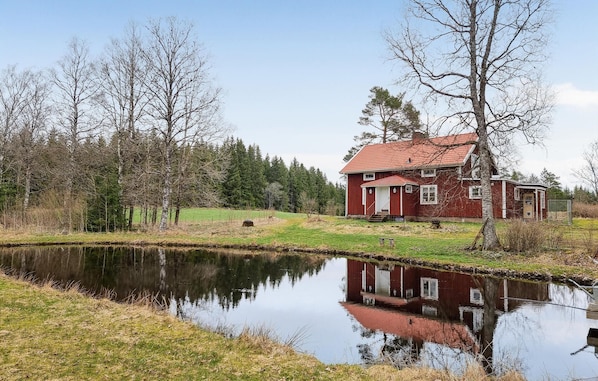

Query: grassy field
left=3, top=208, right=597, bottom=281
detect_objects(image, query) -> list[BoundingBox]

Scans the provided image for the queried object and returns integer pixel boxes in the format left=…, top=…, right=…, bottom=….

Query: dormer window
left=421, top=168, right=436, bottom=178
left=363, top=173, right=375, bottom=181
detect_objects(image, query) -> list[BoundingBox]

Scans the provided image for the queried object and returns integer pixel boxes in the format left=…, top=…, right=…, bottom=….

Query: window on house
left=514, top=188, right=520, bottom=201
left=420, top=185, right=438, bottom=205
left=363, top=173, right=375, bottom=181
left=469, top=186, right=482, bottom=199
left=422, top=305, right=438, bottom=317
left=405, top=184, right=413, bottom=193
left=421, top=277, right=438, bottom=300
left=470, top=288, right=483, bottom=305
left=421, top=168, right=436, bottom=177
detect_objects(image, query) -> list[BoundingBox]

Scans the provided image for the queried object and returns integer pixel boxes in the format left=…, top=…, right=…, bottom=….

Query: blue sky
left=1, top=0, right=597, bottom=188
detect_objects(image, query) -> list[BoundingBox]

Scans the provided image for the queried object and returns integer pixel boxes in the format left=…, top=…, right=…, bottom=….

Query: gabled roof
left=340, top=132, right=478, bottom=175
left=360, top=175, right=418, bottom=188
left=340, top=302, right=479, bottom=352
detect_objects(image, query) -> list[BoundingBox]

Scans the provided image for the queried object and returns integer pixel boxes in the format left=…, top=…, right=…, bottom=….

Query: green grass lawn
left=2, top=208, right=598, bottom=281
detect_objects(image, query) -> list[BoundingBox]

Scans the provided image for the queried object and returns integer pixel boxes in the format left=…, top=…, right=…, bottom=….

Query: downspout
left=400, top=267, right=404, bottom=298
left=400, top=186, right=404, bottom=216
left=362, top=187, right=366, bottom=215
left=501, top=180, right=507, bottom=219
left=503, top=279, right=509, bottom=312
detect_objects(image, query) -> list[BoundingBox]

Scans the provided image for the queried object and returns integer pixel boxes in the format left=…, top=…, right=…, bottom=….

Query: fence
left=547, top=199, right=572, bottom=225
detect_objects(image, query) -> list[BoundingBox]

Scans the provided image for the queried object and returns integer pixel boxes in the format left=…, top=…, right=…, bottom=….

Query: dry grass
left=573, top=202, right=598, bottom=218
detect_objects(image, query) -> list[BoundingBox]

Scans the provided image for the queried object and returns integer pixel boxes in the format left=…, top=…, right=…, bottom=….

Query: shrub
left=573, top=202, right=598, bottom=218
left=502, top=220, right=545, bottom=253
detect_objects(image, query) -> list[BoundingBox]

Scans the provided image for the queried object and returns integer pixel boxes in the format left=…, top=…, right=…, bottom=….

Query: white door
left=376, top=186, right=390, bottom=213
left=375, top=267, right=391, bottom=296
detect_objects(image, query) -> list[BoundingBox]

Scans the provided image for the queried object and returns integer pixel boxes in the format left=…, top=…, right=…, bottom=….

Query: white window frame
left=422, top=305, right=438, bottom=317
left=469, top=185, right=482, bottom=199
left=421, top=277, right=438, bottom=300
left=514, top=188, right=520, bottom=201
left=363, top=173, right=375, bottom=181
left=421, top=168, right=436, bottom=178
left=420, top=185, right=438, bottom=205
left=470, top=288, right=483, bottom=305
left=405, top=184, right=413, bottom=194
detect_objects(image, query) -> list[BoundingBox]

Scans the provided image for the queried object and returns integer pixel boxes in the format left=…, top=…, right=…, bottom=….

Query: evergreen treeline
left=0, top=130, right=344, bottom=232
left=220, top=138, right=344, bottom=214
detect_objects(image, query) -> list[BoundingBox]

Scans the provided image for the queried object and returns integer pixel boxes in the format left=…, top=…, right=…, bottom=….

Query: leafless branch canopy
left=386, top=0, right=554, bottom=159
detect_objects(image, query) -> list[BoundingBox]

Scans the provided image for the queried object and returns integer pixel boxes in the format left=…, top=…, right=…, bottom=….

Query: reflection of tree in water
left=0, top=246, right=327, bottom=311
left=354, top=327, right=422, bottom=368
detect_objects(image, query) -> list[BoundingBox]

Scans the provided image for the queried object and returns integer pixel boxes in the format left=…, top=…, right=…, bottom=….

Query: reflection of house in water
left=342, top=259, right=549, bottom=353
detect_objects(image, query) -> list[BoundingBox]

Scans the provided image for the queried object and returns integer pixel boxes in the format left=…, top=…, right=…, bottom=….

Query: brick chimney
left=412, top=131, right=426, bottom=143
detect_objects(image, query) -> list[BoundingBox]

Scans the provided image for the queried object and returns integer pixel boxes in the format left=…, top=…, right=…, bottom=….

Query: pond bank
left=1, top=272, right=515, bottom=381
left=1, top=235, right=596, bottom=286
left=2, top=216, right=598, bottom=285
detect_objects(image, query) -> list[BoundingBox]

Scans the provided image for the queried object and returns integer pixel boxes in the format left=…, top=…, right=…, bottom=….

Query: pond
left=1, top=246, right=597, bottom=380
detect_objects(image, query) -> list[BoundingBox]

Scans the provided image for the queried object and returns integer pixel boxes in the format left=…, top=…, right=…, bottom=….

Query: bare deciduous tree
left=0, top=65, right=30, bottom=195
left=51, top=37, right=101, bottom=231
left=386, top=0, right=553, bottom=249
left=14, top=69, right=52, bottom=213
left=98, top=22, right=148, bottom=229
left=573, top=140, right=598, bottom=198
left=142, top=17, right=223, bottom=231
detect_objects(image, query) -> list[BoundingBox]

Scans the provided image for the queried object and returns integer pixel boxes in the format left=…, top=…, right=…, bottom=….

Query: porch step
left=367, top=214, right=387, bottom=223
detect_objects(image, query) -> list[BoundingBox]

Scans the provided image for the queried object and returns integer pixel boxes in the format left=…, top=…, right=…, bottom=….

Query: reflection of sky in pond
left=176, top=258, right=598, bottom=380
left=495, top=284, right=598, bottom=380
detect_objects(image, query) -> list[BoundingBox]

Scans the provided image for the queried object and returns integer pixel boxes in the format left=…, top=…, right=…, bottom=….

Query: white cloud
left=554, top=83, right=598, bottom=108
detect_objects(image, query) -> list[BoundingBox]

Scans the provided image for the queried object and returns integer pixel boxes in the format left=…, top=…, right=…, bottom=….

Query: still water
left=1, top=246, right=597, bottom=380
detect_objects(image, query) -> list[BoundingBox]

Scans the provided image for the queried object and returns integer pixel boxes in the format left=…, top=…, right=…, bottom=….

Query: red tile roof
left=340, top=132, right=478, bottom=174
left=340, top=302, right=479, bottom=352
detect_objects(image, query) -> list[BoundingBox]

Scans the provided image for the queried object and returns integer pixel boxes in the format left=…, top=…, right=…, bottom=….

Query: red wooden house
left=340, top=132, right=547, bottom=222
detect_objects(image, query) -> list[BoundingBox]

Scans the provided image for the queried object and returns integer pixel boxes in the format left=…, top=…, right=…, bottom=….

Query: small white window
left=470, top=288, right=483, bottom=305
left=422, top=305, right=438, bottom=316
left=363, top=173, right=375, bottom=181
left=420, top=185, right=438, bottom=205
left=469, top=186, right=482, bottom=199
left=421, top=277, right=438, bottom=300
left=421, top=168, right=436, bottom=177
left=405, top=184, right=413, bottom=193
left=514, top=188, right=520, bottom=201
